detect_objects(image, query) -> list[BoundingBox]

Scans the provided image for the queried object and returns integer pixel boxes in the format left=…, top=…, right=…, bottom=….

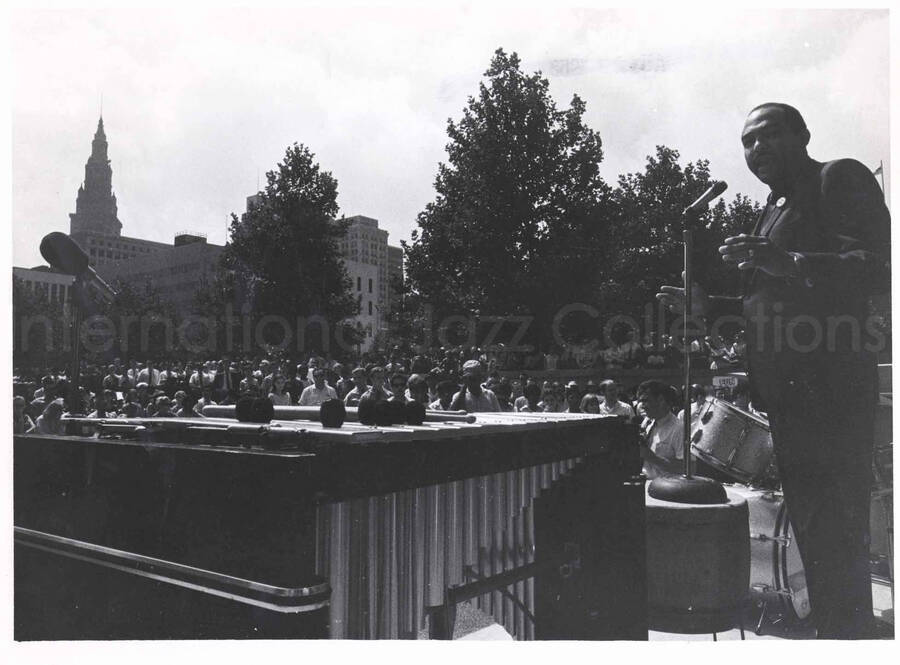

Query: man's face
left=391, top=377, right=408, bottom=395
left=463, top=371, right=482, bottom=389
left=604, top=385, right=619, bottom=403
left=313, top=370, right=326, bottom=388
left=638, top=391, right=667, bottom=420
left=353, top=372, right=367, bottom=389
left=741, top=106, right=808, bottom=189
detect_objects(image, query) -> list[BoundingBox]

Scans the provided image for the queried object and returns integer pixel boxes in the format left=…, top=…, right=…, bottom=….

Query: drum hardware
left=750, top=583, right=793, bottom=599
left=725, top=443, right=740, bottom=466
left=426, top=546, right=581, bottom=639
left=725, top=485, right=810, bottom=628
left=749, top=532, right=791, bottom=547
left=462, top=565, right=536, bottom=623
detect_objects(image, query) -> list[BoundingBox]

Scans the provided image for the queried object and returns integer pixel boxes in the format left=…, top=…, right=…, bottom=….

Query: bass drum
left=725, top=485, right=811, bottom=622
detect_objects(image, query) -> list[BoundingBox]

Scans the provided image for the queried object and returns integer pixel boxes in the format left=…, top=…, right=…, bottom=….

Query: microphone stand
left=682, top=225, right=693, bottom=479
left=646, top=208, right=726, bottom=504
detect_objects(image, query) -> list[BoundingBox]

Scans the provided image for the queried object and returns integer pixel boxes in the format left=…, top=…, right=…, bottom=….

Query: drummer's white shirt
left=643, top=412, right=683, bottom=479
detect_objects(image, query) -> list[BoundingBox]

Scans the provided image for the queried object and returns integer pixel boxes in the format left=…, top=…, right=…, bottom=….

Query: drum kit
left=689, top=397, right=894, bottom=631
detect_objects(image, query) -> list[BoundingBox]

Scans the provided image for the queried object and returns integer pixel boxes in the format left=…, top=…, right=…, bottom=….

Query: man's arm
left=798, top=159, right=891, bottom=290
left=639, top=442, right=683, bottom=475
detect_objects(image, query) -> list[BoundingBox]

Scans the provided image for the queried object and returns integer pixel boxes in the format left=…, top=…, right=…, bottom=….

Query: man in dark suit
left=658, top=103, right=890, bottom=638
left=212, top=357, right=242, bottom=404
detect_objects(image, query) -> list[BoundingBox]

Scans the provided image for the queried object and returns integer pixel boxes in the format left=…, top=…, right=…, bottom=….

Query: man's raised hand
left=656, top=271, right=709, bottom=317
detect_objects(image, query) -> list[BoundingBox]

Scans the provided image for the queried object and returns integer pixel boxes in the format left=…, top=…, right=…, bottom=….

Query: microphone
left=682, top=181, right=728, bottom=216
left=40, top=232, right=118, bottom=303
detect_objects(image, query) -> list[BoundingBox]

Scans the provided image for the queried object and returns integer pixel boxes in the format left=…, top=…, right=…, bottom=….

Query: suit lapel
left=759, top=202, right=787, bottom=237
left=750, top=205, right=768, bottom=236
left=743, top=206, right=771, bottom=290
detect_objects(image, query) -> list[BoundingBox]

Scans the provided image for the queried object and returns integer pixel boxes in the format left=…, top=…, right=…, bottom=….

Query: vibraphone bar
left=14, top=411, right=646, bottom=640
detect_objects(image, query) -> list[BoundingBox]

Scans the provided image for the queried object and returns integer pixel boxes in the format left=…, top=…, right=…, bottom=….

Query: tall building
left=100, top=232, right=224, bottom=313
left=69, top=118, right=172, bottom=267
left=243, top=195, right=403, bottom=351
left=387, top=244, right=404, bottom=314
left=61, top=117, right=224, bottom=313
left=338, top=215, right=402, bottom=351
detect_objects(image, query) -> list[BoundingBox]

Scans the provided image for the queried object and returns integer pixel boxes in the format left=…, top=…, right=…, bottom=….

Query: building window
left=368, top=301, right=373, bottom=316
left=368, top=278, right=373, bottom=293
left=357, top=277, right=361, bottom=291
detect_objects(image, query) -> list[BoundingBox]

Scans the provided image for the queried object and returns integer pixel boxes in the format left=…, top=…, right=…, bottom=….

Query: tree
left=603, top=146, right=761, bottom=322
left=69, top=277, right=181, bottom=363
left=221, top=143, right=361, bottom=353
left=12, top=277, right=69, bottom=372
left=404, top=48, right=612, bottom=348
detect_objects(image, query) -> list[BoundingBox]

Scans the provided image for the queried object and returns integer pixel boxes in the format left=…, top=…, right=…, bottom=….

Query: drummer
left=636, top=380, right=683, bottom=479
left=677, top=383, right=707, bottom=425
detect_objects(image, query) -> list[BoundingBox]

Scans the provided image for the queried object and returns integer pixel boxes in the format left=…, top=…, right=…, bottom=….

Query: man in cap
left=449, top=360, right=501, bottom=413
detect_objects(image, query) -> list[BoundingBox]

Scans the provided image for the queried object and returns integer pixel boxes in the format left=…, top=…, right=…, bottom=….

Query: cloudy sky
left=10, top=5, right=890, bottom=268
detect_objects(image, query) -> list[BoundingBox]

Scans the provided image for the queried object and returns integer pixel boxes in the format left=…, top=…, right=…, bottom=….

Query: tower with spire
left=69, top=117, right=123, bottom=239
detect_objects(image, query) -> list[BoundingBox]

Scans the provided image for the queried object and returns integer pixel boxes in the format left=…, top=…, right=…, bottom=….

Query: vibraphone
left=14, top=410, right=646, bottom=640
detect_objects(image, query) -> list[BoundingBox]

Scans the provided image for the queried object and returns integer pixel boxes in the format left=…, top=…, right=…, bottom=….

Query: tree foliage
left=603, top=146, right=761, bottom=319
left=404, top=48, right=612, bottom=346
left=220, top=143, right=360, bottom=352
left=96, top=278, right=181, bottom=361
left=12, top=276, right=69, bottom=371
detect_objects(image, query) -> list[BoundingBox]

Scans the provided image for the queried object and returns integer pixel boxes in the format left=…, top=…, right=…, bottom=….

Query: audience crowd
left=13, top=333, right=747, bottom=436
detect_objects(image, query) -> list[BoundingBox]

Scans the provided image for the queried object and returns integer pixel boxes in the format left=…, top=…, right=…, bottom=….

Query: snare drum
left=725, top=485, right=811, bottom=622
left=691, top=399, right=775, bottom=486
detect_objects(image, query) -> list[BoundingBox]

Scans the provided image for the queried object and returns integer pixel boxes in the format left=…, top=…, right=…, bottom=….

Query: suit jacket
left=708, top=158, right=890, bottom=409
left=213, top=368, right=241, bottom=394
